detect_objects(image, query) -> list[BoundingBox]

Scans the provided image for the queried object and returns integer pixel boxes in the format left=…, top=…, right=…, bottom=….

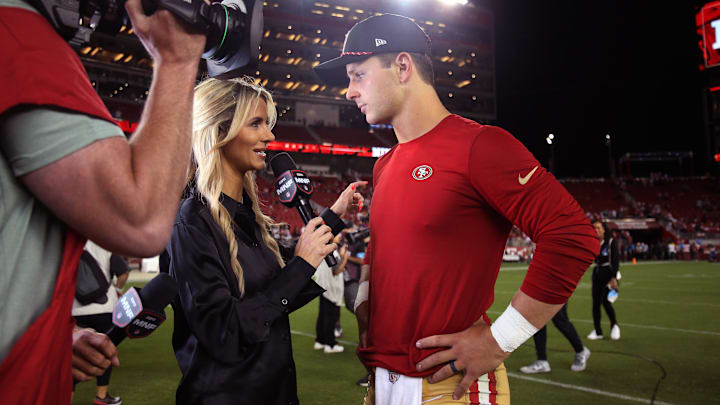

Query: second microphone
left=270, top=152, right=338, bottom=267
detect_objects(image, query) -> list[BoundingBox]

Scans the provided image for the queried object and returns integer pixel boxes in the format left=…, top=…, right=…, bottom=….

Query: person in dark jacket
left=588, top=220, right=621, bottom=341
left=164, top=76, right=365, bottom=405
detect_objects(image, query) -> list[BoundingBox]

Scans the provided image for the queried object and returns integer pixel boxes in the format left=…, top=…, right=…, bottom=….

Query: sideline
left=506, top=372, right=676, bottom=405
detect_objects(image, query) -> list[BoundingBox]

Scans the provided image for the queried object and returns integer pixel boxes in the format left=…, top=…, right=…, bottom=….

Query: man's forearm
left=128, top=62, right=198, bottom=220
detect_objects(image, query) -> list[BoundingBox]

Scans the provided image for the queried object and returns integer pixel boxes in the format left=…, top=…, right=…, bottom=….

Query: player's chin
left=364, top=113, right=387, bottom=126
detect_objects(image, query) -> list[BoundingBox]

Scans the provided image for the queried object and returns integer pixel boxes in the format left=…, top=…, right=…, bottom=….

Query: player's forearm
left=510, top=290, right=563, bottom=329
left=521, top=222, right=600, bottom=304
left=488, top=290, right=562, bottom=354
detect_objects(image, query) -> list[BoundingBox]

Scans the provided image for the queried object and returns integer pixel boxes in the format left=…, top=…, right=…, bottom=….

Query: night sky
left=490, top=1, right=705, bottom=178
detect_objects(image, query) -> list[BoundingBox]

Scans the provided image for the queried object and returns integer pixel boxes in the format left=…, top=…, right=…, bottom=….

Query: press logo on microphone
left=276, top=176, right=293, bottom=195
left=412, top=165, right=433, bottom=181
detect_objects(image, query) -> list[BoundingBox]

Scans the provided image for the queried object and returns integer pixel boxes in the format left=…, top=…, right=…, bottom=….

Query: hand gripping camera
left=31, top=0, right=263, bottom=78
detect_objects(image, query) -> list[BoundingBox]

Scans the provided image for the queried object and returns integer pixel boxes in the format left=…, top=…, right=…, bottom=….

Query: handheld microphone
left=269, top=152, right=337, bottom=267
left=106, top=273, right=178, bottom=346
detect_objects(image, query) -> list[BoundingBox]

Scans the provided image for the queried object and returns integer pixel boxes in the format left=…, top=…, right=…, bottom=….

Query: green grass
left=72, top=261, right=720, bottom=404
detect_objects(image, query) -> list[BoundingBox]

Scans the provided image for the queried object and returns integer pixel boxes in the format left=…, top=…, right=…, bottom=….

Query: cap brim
left=313, top=53, right=371, bottom=87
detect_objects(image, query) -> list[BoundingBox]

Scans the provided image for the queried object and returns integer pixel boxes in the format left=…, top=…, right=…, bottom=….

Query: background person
left=519, top=303, right=591, bottom=374
left=72, top=241, right=130, bottom=405
left=314, top=234, right=348, bottom=353
left=0, top=0, right=206, bottom=401
left=164, top=77, right=364, bottom=405
left=588, top=220, right=621, bottom=341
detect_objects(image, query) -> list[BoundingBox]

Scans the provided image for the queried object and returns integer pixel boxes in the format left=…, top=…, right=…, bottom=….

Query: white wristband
left=354, top=280, right=369, bottom=312
left=490, top=304, right=539, bottom=353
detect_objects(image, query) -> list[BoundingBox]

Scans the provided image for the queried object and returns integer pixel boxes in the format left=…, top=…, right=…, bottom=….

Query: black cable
left=525, top=344, right=667, bottom=405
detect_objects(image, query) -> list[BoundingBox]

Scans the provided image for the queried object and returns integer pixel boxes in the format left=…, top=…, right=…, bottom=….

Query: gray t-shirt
left=0, top=0, right=35, bottom=12
left=0, top=106, right=123, bottom=361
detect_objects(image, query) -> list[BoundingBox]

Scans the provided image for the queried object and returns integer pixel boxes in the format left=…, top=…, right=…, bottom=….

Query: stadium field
left=72, top=261, right=720, bottom=405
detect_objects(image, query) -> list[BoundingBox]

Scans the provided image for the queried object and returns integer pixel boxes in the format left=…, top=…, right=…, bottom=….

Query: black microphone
left=106, top=273, right=178, bottom=346
left=269, top=152, right=337, bottom=267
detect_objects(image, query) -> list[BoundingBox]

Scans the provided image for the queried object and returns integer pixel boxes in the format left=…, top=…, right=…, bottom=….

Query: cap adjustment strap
left=341, top=51, right=374, bottom=56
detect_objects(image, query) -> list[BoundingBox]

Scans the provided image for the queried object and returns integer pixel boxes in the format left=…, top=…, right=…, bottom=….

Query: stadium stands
left=274, top=123, right=316, bottom=144
left=311, top=126, right=386, bottom=147
left=560, top=178, right=627, bottom=216
left=623, top=176, right=720, bottom=234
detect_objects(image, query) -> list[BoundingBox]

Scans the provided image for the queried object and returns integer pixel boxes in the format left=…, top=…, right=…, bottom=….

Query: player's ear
left=396, top=52, right=413, bottom=83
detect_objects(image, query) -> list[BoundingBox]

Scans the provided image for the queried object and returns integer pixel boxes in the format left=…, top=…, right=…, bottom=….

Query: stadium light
left=546, top=137, right=553, bottom=145
left=548, top=133, right=555, bottom=140
left=605, top=134, right=611, bottom=140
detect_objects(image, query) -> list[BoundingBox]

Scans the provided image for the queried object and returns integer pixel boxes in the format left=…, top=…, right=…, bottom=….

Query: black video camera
left=345, top=228, right=369, bottom=246
left=31, top=0, right=263, bottom=78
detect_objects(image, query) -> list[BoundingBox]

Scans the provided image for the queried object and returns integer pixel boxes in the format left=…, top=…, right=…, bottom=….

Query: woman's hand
left=294, top=217, right=337, bottom=268
left=330, top=181, right=367, bottom=217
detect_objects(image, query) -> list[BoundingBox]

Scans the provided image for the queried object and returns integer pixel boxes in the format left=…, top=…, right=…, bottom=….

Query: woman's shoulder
left=176, top=194, right=212, bottom=227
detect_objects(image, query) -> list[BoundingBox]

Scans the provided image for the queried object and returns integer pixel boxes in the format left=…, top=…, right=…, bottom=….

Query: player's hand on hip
left=294, top=217, right=337, bottom=268
left=124, top=0, right=206, bottom=66
left=330, top=181, right=367, bottom=217
left=415, top=320, right=509, bottom=401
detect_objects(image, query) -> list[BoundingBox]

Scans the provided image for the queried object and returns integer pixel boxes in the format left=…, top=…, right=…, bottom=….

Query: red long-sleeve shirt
left=358, top=115, right=599, bottom=377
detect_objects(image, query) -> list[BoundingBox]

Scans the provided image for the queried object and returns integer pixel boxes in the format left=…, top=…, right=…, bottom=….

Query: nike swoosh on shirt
left=518, top=166, right=539, bottom=185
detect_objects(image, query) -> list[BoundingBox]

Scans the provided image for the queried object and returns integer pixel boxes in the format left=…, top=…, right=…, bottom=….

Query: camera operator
left=0, top=0, right=206, bottom=401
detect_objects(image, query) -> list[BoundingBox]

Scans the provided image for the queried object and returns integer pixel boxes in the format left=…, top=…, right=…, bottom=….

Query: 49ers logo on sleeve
left=411, top=165, right=433, bottom=181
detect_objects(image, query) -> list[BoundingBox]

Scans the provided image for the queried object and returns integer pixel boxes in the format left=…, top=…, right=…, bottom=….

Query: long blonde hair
left=192, top=76, right=284, bottom=296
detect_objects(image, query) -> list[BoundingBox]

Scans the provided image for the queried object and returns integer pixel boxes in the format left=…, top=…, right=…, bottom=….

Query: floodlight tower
left=546, top=133, right=555, bottom=174
left=605, top=133, right=616, bottom=180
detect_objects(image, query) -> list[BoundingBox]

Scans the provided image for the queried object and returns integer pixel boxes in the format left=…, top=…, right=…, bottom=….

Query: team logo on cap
left=412, top=165, right=433, bottom=181
left=375, top=38, right=388, bottom=47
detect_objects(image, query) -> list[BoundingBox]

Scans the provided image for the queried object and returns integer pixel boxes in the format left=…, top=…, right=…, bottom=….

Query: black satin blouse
left=164, top=191, right=343, bottom=405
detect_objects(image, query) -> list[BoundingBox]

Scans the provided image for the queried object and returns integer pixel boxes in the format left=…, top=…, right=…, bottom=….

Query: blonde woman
left=164, top=77, right=364, bottom=405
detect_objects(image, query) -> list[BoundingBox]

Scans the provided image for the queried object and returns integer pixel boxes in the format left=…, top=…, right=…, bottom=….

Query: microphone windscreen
left=138, top=273, right=178, bottom=312
left=270, top=152, right=297, bottom=178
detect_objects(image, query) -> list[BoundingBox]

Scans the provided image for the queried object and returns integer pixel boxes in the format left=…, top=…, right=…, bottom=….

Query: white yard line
left=291, top=329, right=358, bottom=347
left=493, top=290, right=720, bottom=308
left=506, top=372, right=676, bottom=405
